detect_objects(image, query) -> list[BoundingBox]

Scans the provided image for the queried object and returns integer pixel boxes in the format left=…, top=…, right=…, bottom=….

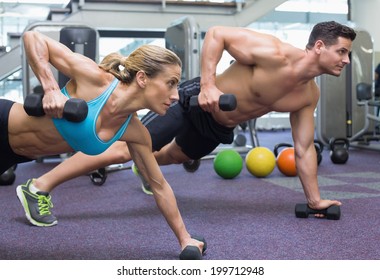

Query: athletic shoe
left=16, top=179, right=58, bottom=227
left=132, top=163, right=153, bottom=195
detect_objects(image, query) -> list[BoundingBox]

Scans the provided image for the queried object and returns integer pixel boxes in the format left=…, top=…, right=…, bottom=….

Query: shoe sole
left=16, top=186, right=58, bottom=227
left=141, top=184, right=153, bottom=196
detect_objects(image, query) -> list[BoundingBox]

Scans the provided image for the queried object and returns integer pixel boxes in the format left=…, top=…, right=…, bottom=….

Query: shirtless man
left=19, top=21, right=356, bottom=225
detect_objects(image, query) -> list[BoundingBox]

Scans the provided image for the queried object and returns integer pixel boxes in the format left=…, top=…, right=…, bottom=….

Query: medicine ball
left=213, top=149, right=243, bottom=179
left=245, top=147, right=276, bottom=178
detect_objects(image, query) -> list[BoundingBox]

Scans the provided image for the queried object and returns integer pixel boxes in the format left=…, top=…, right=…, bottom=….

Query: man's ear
left=136, top=71, right=147, bottom=88
left=314, top=40, right=325, bottom=54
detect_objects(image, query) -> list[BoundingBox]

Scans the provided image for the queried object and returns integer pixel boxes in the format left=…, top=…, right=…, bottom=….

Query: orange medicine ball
left=276, top=147, right=297, bottom=176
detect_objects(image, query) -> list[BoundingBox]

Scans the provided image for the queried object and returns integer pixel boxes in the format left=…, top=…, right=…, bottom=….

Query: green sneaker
left=132, top=163, right=153, bottom=195
left=16, top=179, right=57, bottom=227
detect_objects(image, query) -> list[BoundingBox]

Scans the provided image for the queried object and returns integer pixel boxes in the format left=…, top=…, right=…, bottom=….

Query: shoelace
left=37, top=195, right=54, bottom=215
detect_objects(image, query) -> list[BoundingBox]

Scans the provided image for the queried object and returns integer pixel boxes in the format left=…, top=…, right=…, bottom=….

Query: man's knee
left=167, top=150, right=190, bottom=164
left=155, top=141, right=191, bottom=165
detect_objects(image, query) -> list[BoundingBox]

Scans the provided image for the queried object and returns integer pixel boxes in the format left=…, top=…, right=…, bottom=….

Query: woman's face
left=145, top=64, right=181, bottom=115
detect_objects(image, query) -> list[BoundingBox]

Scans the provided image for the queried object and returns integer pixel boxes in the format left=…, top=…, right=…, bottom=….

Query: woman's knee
left=107, top=142, right=132, bottom=163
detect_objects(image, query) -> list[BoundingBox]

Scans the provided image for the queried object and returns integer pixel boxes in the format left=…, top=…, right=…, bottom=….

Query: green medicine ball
left=213, top=149, right=243, bottom=179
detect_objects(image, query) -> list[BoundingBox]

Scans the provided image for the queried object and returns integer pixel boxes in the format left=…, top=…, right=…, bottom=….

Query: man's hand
left=309, top=199, right=342, bottom=218
left=198, top=84, right=223, bottom=113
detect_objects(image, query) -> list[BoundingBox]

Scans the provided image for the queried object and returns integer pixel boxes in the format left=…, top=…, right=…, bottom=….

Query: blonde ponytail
left=99, top=45, right=181, bottom=84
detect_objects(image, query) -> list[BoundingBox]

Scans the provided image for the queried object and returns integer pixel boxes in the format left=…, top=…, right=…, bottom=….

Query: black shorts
left=141, top=77, right=235, bottom=160
left=0, top=99, right=33, bottom=174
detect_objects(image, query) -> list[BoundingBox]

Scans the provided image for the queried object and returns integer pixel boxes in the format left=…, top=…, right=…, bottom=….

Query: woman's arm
left=22, top=31, right=102, bottom=117
left=125, top=118, right=204, bottom=253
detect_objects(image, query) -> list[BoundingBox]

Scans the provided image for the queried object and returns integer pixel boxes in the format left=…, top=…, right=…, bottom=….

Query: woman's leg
left=16, top=141, right=132, bottom=227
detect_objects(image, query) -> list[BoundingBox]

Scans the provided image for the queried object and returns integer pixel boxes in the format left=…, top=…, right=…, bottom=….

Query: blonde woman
left=0, top=31, right=205, bottom=259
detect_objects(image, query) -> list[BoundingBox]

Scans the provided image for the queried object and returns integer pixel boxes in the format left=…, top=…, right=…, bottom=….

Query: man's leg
left=135, top=123, right=221, bottom=195
left=154, top=139, right=192, bottom=165
left=133, top=139, right=191, bottom=195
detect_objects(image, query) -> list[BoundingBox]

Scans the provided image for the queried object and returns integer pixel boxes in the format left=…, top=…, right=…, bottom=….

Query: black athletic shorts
left=141, top=77, right=235, bottom=160
left=0, top=99, right=33, bottom=175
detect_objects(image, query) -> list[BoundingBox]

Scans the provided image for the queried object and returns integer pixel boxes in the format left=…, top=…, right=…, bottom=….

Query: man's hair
left=306, top=21, right=356, bottom=50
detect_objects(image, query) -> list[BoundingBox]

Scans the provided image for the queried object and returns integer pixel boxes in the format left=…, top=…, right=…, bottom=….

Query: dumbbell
left=89, top=168, right=108, bottom=186
left=0, top=165, right=17, bottom=186
left=190, top=94, right=237, bottom=111
left=295, top=203, right=341, bottom=220
left=24, top=93, right=88, bottom=122
left=179, top=235, right=207, bottom=260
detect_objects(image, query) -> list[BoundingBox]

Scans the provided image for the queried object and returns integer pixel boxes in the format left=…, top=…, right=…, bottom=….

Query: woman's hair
left=306, top=21, right=356, bottom=50
left=98, top=45, right=182, bottom=84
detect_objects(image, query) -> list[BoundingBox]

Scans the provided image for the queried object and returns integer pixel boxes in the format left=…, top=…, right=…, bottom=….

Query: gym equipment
left=89, top=168, right=107, bottom=186
left=0, top=165, right=17, bottom=186
left=190, top=94, right=237, bottom=111
left=274, top=140, right=323, bottom=172
left=24, top=93, right=88, bottom=122
left=213, top=149, right=243, bottom=179
left=233, top=131, right=247, bottom=147
left=329, top=138, right=349, bottom=164
left=179, top=235, right=207, bottom=260
left=314, top=140, right=324, bottom=165
left=165, top=16, right=200, bottom=82
left=349, top=83, right=380, bottom=143
left=88, top=164, right=132, bottom=186
left=295, top=204, right=341, bottom=220
left=274, top=143, right=297, bottom=177
left=183, top=159, right=201, bottom=173
left=245, top=147, right=276, bottom=178
left=58, top=26, right=98, bottom=88
left=316, top=30, right=373, bottom=147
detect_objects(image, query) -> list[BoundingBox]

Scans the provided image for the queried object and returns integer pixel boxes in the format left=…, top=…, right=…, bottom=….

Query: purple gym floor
left=0, top=130, right=379, bottom=260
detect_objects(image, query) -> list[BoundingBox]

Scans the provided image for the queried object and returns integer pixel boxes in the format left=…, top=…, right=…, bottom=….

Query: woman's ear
left=136, top=71, right=147, bottom=88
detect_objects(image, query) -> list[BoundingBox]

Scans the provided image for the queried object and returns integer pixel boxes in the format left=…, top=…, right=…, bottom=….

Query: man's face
left=319, top=37, right=353, bottom=76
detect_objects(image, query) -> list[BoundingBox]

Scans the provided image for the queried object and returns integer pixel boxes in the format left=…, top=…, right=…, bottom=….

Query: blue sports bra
left=52, top=78, right=132, bottom=155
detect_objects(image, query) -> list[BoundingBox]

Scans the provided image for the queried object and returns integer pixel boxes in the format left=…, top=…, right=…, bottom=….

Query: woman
left=1, top=30, right=205, bottom=259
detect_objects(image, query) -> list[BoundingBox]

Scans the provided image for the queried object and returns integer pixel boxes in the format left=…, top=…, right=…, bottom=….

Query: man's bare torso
left=212, top=51, right=319, bottom=127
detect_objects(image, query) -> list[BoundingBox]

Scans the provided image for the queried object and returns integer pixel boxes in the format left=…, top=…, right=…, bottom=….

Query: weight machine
left=316, top=29, right=380, bottom=152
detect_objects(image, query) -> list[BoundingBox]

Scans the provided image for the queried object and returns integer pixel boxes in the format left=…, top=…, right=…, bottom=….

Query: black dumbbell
left=24, top=93, right=88, bottom=122
left=0, top=165, right=17, bottom=186
left=295, top=203, right=341, bottom=220
left=179, top=235, right=207, bottom=260
left=89, top=168, right=108, bottom=186
left=190, top=94, right=237, bottom=111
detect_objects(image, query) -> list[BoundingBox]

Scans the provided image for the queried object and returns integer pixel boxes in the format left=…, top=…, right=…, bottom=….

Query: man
left=22, top=21, right=356, bottom=225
